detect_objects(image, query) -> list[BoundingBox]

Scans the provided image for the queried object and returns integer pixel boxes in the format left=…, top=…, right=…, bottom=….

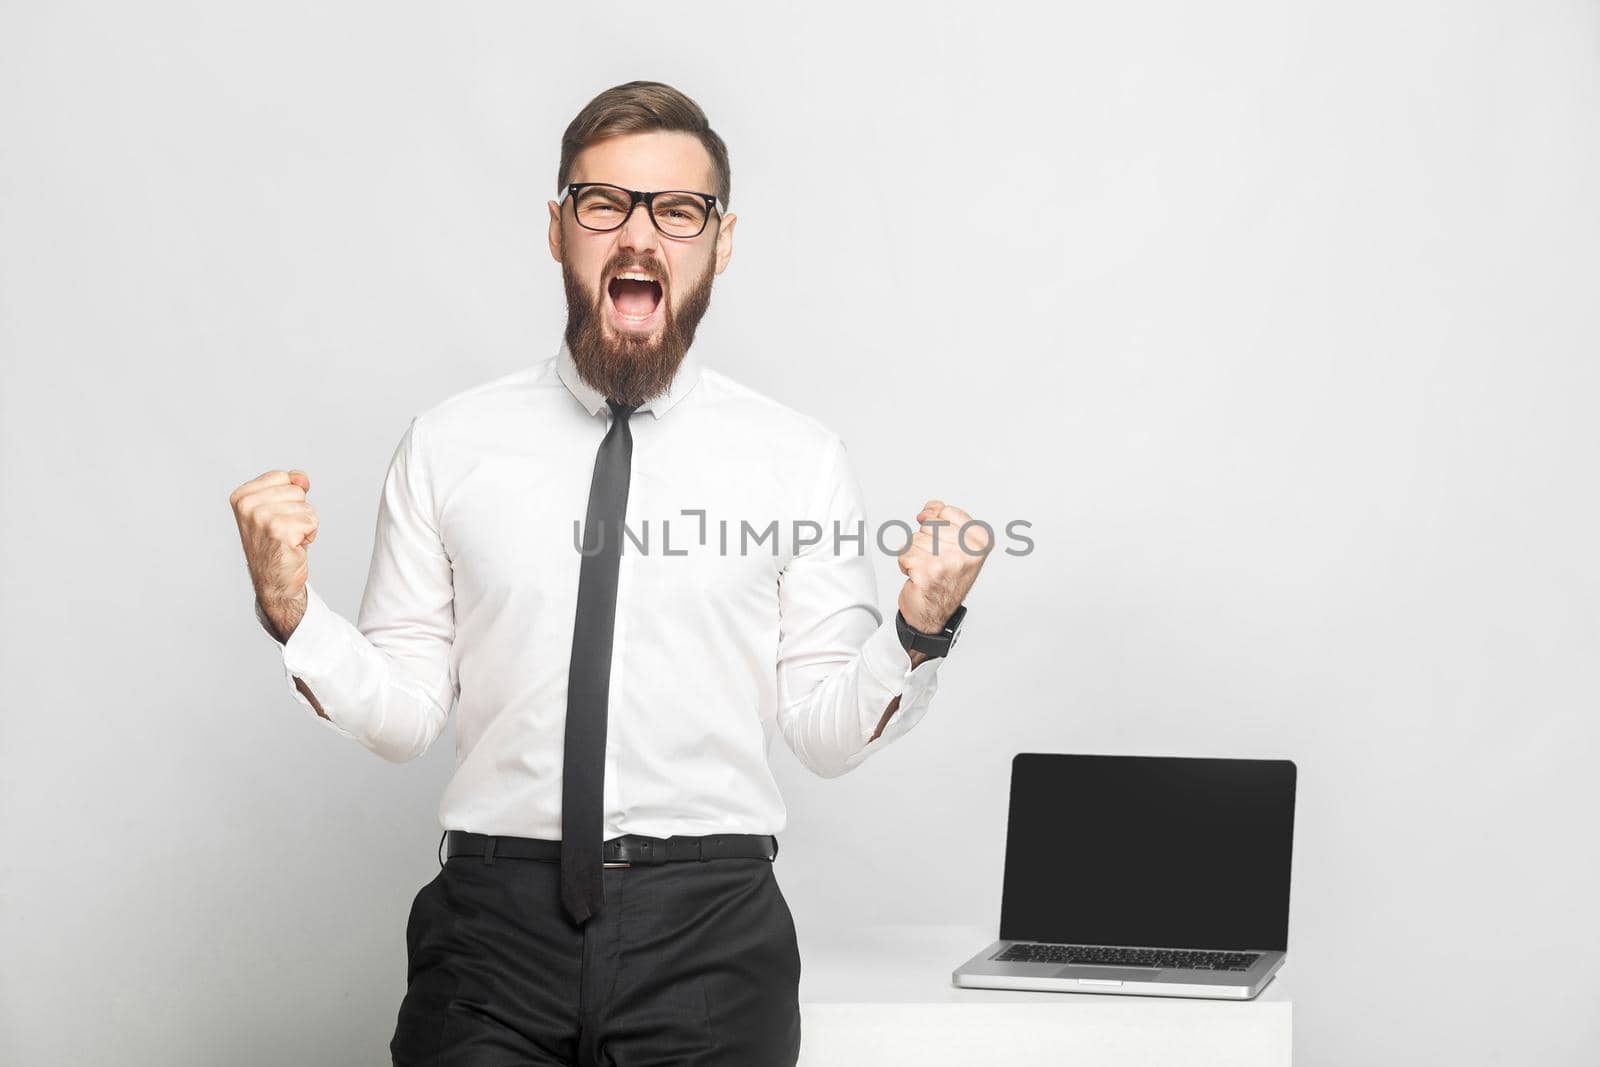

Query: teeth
left=614, top=270, right=658, bottom=283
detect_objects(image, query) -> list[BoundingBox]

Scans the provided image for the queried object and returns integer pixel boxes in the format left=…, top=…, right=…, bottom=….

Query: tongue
left=613, top=279, right=659, bottom=317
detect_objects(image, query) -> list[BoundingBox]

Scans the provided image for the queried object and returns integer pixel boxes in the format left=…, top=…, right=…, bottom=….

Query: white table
left=796, top=924, right=1292, bottom=1066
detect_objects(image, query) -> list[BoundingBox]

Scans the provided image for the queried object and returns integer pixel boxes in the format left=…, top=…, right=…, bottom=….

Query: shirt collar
left=555, top=339, right=702, bottom=420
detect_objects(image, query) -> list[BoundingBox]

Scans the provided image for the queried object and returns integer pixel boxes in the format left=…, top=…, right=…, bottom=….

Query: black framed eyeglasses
left=561, top=182, right=724, bottom=239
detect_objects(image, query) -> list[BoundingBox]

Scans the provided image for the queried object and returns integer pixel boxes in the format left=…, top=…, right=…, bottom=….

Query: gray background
left=2, top=1, right=1597, bottom=1064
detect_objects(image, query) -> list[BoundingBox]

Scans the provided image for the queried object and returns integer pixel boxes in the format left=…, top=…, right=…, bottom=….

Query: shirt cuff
left=858, top=615, right=943, bottom=718
left=833, top=615, right=944, bottom=773
left=860, top=613, right=944, bottom=683
left=279, top=582, right=344, bottom=679
left=254, top=583, right=361, bottom=741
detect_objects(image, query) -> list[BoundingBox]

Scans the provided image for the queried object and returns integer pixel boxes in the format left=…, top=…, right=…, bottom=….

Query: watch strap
left=895, top=603, right=967, bottom=659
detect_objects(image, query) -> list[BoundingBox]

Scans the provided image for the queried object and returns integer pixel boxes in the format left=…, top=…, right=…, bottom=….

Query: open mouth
left=606, top=270, right=664, bottom=331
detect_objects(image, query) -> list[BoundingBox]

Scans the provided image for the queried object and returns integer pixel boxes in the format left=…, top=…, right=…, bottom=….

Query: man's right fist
left=230, top=468, right=318, bottom=640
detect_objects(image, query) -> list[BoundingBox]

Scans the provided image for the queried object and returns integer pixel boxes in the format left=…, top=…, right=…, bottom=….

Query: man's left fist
left=897, top=499, right=991, bottom=633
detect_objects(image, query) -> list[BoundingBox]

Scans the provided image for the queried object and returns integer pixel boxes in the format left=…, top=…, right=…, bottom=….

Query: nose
left=616, top=199, right=663, bottom=256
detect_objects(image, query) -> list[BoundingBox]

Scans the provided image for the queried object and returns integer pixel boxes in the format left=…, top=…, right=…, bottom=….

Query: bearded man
left=229, top=79, right=989, bottom=1066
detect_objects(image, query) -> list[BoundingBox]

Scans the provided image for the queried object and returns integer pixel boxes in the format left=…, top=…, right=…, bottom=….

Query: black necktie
left=560, top=398, right=637, bottom=925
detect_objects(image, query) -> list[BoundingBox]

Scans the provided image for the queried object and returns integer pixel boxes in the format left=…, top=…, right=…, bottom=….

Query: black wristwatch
left=895, top=603, right=967, bottom=659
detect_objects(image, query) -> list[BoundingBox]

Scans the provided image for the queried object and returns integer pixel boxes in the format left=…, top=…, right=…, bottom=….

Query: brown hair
left=558, top=80, right=731, bottom=207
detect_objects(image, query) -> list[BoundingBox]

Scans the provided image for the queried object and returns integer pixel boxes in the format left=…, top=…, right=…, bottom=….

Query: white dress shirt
left=255, top=339, right=947, bottom=840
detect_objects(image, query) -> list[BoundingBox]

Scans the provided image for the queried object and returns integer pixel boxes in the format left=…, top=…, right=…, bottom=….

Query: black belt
left=443, top=829, right=778, bottom=868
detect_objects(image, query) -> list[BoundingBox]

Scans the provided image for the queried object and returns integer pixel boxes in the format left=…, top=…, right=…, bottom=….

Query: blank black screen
left=999, top=753, right=1296, bottom=951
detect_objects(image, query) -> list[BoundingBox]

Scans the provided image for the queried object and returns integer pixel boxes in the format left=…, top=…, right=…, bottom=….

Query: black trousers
left=390, top=844, right=802, bottom=1066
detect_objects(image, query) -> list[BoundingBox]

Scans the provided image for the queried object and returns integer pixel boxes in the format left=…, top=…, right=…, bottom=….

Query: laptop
left=952, top=752, right=1296, bottom=1000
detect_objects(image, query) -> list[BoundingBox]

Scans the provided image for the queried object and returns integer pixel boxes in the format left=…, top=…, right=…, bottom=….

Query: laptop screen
left=999, top=753, right=1296, bottom=952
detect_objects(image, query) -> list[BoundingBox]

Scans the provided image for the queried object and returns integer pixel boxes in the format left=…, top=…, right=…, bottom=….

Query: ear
left=713, top=212, right=737, bottom=275
left=547, top=200, right=564, bottom=263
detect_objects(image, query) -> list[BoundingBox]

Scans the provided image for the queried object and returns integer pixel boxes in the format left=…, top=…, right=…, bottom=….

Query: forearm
left=258, top=590, right=306, bottom=642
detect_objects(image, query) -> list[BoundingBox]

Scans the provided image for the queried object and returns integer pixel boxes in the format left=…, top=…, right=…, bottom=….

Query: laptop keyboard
left=994, top=942, right=1260, bottom=971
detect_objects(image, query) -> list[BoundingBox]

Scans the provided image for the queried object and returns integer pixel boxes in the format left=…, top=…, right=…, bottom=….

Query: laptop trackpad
left=1055, top=966, right=1162, bottom=982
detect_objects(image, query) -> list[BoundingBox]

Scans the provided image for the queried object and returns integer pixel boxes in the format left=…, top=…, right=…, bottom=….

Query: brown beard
left=562, top=253, right=715, bottom=408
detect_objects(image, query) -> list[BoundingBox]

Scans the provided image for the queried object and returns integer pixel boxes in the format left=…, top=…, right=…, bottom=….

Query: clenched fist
left=897, top=499, right=991, bottom=635
left=230, top=468, right=318, bottom=641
